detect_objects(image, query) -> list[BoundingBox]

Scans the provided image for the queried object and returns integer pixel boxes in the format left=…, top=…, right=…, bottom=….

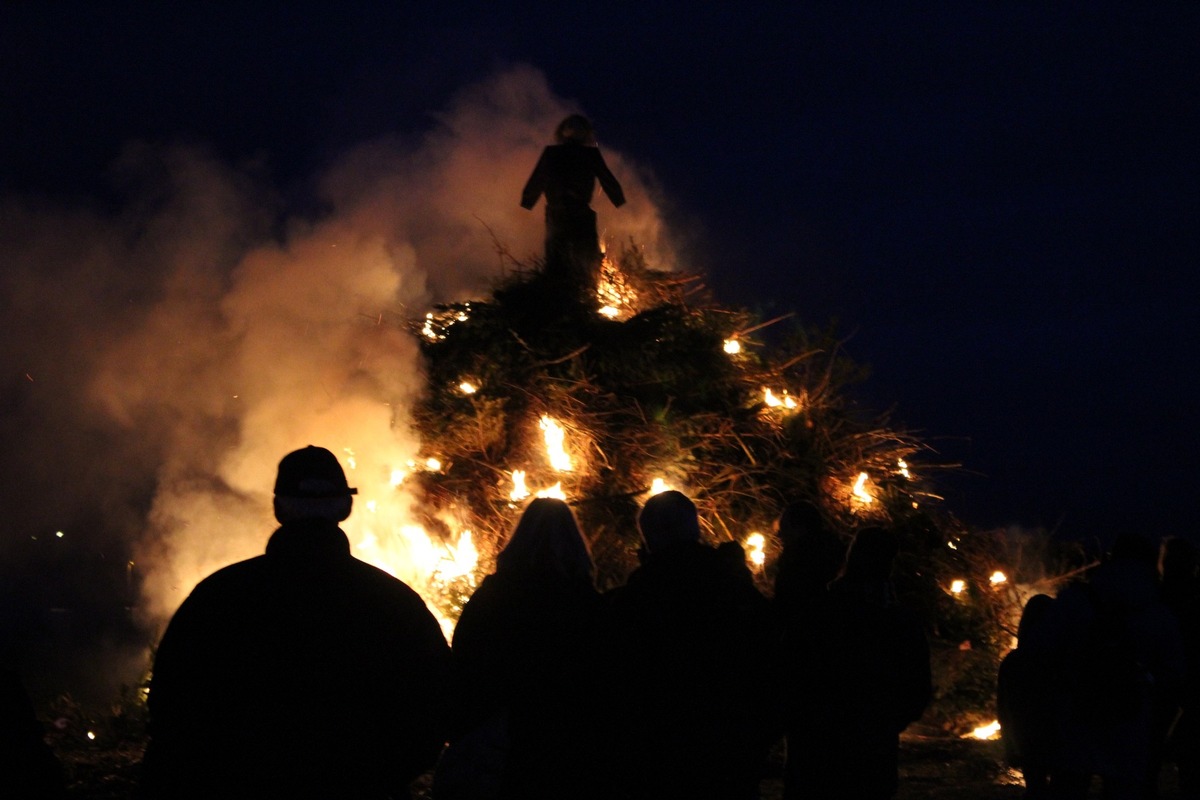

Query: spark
left=87, top=731, right=96, bottom=741
left=723, top=338, right=741, bottom=354
left=950, top=579, right=967, bottom=595
left=540, top=416, right=572, bottom=472
left=897, top=458, right=911, bottom=479
left=424, top=458, right=442, bottom=472
left=390, top=468, right=406, bottom=486
left=989, top=571, right=1008, bottom=586
left=649, top=477, right=671, bottom=495
left=343, top=448, right=357, bottom=470
left=458, top=381, right=478, bottom=395
left=56, top=531, right=65, bottom=539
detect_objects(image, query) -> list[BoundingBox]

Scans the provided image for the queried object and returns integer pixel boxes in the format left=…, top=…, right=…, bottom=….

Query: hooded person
left=608, top=491, right=775, bottom=800
left=140, top=446, right=450, bottom=800
left=437, top=497, right=613, bottom=800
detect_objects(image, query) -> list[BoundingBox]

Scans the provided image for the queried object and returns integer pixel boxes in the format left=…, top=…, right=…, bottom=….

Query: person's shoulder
left=186, top=554, right=269, bottom=596
left=346, top=556, right=428, bottom=602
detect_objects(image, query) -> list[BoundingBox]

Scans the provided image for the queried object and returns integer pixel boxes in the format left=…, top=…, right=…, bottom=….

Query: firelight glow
left=649, top=477, right=671, bottom=495
left=540, top=415, right=573, bottom=472
left=535, top=482, right=566, bottom=500
left=852, top=472, right=874, bottom=504
left=967, top=720, right=1001, bottom=740
left=763, top=388, right=798, bottom=410
left=510, top=470, right=530, bottom=502
left=746, top=532, right=766, bottom=568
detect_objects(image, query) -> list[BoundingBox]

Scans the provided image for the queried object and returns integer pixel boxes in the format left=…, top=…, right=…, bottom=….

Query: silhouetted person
left=1052, top=532, right=1185, bottom=800
left=609, top=491, right=775, bottom=800
left=997, top=594, right=1059, bottom=799
left=437, top=498, right=612, bottom=800
left=781, top=526, right=931, bottom=800
left=1160, top=537, right=1200, bottom=800
left=520, top=114, right=625, bottom=297
left=141, top=445, right=450, bottom=800
left=772, top=500, right=844, bottom=629
left=0, top=668, right=66, bottom=799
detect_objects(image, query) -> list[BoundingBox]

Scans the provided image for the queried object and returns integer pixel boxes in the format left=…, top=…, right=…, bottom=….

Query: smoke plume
left=0, top=65, right=674, bottom=656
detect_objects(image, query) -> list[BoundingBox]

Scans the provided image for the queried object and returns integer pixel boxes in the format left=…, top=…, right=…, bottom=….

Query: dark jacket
left=782, top=577, right=931, bottom=800
left=608, top=542, right=775, bottom=800
left=520, top=144, right=625, bottom=213
left=141, top=520, right=450, bottom=800
left=445, top=568, right=612, bottom=800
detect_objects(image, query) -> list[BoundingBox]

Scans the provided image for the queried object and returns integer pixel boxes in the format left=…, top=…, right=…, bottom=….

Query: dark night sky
left=3, top=2, right=1197, bottom=546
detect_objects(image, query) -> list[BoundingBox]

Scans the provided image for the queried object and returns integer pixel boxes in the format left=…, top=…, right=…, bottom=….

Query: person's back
left=609, top=492, right=774, bottom=800
left=997, top=594, right=1060, bottom=799
left=783, top=526, right=931, bottom=800
left=142, top=446, right=450, bottom=800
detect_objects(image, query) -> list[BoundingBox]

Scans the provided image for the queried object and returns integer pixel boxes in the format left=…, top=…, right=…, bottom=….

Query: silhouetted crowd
left=998, top=533, right=1200, bottom=800
left=5, top=445, right=1197, bottom=799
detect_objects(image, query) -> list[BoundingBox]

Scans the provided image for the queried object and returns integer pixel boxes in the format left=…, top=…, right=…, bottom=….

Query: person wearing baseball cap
left=142, top=446, right=450, bottom=799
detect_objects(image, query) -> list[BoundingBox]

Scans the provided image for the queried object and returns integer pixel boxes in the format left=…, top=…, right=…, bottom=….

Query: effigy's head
left=555, top=114, right=595, bottom=145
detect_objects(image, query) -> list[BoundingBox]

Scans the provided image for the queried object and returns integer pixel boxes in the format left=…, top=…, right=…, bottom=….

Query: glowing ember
left=763, top=388, right=799, bottom=410
left=421, top=305, right=473, bottom=341
left=649, top=477, right=671, bottom=495
left=343, top=448, right=357, bottom=470
left=595, top=254, right=637, bottom=320
left=458, top=381, right=478, bottom=394
left=424, top=458, right=442, bottom=472
left=950, top=579, right=967, bottom=595
left=947, top=540, right=959, bottom=550
left=539, top=415, right=573, bottom=472
left=723, top=338, right=742, bottom=355
left=746, top=532, right=766, bottom=568
left=87, top=731, right=96, bottom=741
left=510, top=470, right=530, bottom=501
left=852, top=472, right=874, bottom=504
left=990, top=571, right=1008, bottom=586
left=897, top=458, right=911, bottom=479
left=965, top=720, right=1001, bottom=740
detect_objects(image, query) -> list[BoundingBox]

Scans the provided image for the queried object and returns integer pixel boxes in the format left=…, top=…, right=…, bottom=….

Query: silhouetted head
left=638, top=490, right=701, bottom=554
left=840, top=526, right=899, bottom=583
left=777, top=501, right=825, bottom=547
left=1109, top=531, right=1158, bottom=567
left=496, top=497, right=594, bottom=585
left=555, top=114, right=595, bottom=145
left=1017, top=593, right=1055, bottom=642
left=272, top=445, right=356, bottom=524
